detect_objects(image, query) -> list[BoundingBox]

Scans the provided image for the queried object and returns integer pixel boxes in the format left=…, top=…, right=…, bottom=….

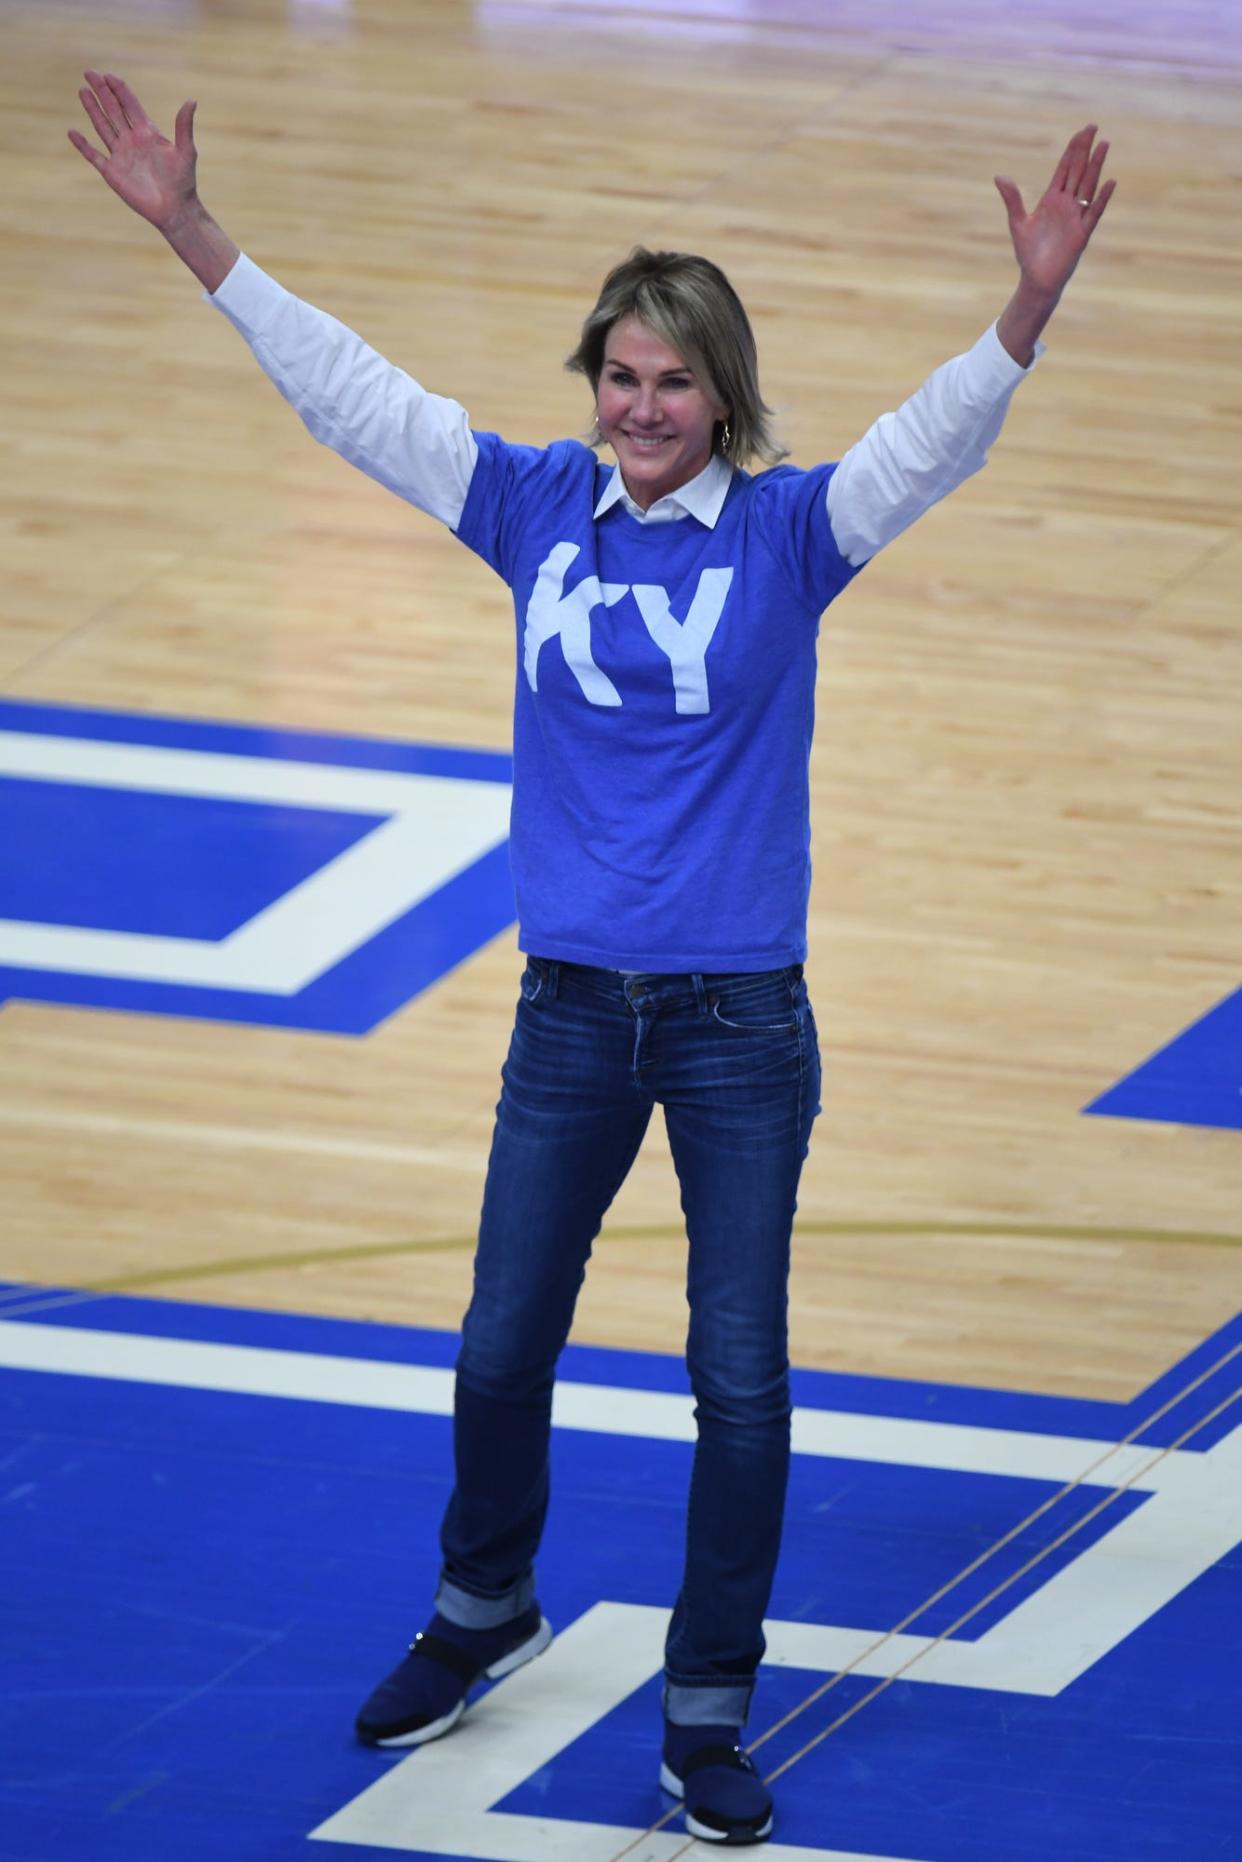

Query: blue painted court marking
left=1, top=1291, right=1238, bottom=1861
left=0, top=700, right=516, bottom=1034
left=7, top=696, right=1237, bottom=1128
left=1086, top=983, right=1242, bottom=1132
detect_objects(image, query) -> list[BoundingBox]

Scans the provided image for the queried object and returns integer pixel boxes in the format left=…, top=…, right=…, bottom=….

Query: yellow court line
left=750, top=1340, right=1242, bottom=1758
left=2, top=1242, right=1236, bottom=1853
left=758, top=1381, right=1241, bottom=1767
left=796, top=1220, right=1242, bottom=1249
left=611, top=1361, right=1242, bottom=1862
left=5, top=1214, right=1239, bottom=1311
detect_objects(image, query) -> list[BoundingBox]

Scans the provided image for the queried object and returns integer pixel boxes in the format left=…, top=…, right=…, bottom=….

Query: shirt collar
left=592, top=451, right=734, bottom=528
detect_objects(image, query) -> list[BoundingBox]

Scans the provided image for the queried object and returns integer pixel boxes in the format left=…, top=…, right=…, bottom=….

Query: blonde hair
left=566, top=247, right=787, bottom=469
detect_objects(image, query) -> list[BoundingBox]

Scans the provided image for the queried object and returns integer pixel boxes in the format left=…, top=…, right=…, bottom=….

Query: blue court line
left=1085, top=983, right=1242, bottom=1133
left=1, top=1293, right=1239, bottom=1862
left=0, top=698, right=517, bottom=1034
left=0, top=774, right=384, bottom=937
left=0, top=697, right=513, bottom=786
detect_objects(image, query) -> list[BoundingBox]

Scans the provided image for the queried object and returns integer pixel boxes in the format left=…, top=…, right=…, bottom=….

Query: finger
left=1049, top=125, right=1088, bottom=195
left=67, top=127, right=107, bottom=172
left=993, top=174, right=1026, bottom=223
left=104, top=72, right=153, bottom=129
left=82, top=69, right=124, bottom=133
left=1064, top=123, right=1097, bottom=199
left=1079, top=137, right=1109, bottom=203
left=92, top=69, right=132, bottom=133
left=1082, top=176, right=1117, bottom=234
left=173, top=98, right=197, bottom=156
left=79, top=83, right=119, bottom=152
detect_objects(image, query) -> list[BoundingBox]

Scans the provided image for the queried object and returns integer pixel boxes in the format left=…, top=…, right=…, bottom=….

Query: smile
left=623, top=433, right=674, bottom=449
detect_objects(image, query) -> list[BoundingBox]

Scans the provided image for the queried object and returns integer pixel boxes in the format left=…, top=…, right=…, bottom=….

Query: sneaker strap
left=407, top=1631, right=481, bottom=1682
left=680, top=1743, right=757, bottom=1777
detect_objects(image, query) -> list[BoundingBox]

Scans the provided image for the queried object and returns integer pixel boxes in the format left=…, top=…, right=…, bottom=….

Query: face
left=595, top=314, right=729, bottom=511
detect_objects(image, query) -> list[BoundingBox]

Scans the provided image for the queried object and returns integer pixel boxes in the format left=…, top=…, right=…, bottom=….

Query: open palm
left=994, top=124, right=1116, bottom=296
left=69, top=70, right=198, bottom=229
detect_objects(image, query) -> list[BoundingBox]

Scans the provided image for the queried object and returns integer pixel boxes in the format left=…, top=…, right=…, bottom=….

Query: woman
left=71, top=72, right=1113, bottom=1846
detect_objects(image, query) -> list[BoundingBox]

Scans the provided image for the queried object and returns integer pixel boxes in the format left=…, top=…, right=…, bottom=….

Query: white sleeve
left=825, top=323, right=1042, bottom=568
left=204, top=253, right=478, bottom=531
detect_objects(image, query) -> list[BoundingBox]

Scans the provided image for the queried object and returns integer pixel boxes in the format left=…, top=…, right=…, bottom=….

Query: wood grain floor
left=2, top=0, right=1239, bottom=1398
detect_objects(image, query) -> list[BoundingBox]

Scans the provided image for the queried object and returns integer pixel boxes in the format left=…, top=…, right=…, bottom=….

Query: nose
left=632, top=384, right=660, bottom=425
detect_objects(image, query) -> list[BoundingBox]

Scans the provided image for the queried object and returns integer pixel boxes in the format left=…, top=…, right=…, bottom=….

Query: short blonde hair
left=566, top=247, right=787, bottom=469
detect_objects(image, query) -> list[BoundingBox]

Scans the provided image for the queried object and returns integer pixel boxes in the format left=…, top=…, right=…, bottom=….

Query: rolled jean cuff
left=663, top=1679, right=754, bottom=1728
left=435, top=1570, right=536, bottom=1629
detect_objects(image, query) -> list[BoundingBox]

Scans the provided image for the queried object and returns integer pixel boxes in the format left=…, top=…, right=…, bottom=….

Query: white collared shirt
left=592, top=450, right=734, bottom=527
left=206, top=253, right=1040, bottom=564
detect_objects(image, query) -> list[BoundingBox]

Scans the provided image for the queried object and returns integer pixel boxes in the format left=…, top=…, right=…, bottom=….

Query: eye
left=607, top=368, right=637, bottom=385
left=664, top=376, right=692, bottom=391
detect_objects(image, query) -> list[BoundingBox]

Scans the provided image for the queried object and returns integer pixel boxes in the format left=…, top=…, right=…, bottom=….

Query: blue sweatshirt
left=456, top=432, right=863, bottom=972
left=205, top=259, right=1038, bottom=972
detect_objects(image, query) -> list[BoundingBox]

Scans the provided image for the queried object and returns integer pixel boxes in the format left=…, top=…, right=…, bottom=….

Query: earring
left=720, top=419, right=732, bottom=452
left=591, top=413, right=603, bottom=445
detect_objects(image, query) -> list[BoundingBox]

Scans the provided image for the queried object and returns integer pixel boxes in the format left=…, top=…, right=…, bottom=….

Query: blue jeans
left=435, top=957, right=821, bottom=1727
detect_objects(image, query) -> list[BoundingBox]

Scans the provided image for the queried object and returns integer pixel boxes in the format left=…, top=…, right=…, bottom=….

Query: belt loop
left=545, top=961, right=561, bottom=1001
left=692, top=972, right=708, bottom=1018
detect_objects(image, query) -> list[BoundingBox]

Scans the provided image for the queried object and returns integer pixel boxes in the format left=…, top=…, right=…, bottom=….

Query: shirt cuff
left=202, top=251, right=281, bottom=328
left=977, top=319, right=1045, bottom=383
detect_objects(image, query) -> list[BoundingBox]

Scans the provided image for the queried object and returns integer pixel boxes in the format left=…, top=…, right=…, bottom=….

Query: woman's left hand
left=994, top=124, right=1115, bottom=297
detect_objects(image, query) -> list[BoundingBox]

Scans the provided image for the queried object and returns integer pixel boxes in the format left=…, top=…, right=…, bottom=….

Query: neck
left=616, top=452, right=717, bottom=512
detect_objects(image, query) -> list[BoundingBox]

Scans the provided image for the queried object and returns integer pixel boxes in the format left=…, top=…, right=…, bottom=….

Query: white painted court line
left=311, top=1427, right=1242, bottom=1860
left=5, top=1316, right=1237, bottom=1862
left=5, top=1321, right=1236, bottom=1701
left=310, top=1603, right=932, bottom=1862
left=0, top=1318, right=1188, bottom=1488
left=0, top=729, right=472, bottom=811
left=0, top=731, right=511, bottom=992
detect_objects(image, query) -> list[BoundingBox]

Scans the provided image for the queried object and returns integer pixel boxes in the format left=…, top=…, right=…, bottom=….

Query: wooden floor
left=2, top=0, right=1240, bottom=1400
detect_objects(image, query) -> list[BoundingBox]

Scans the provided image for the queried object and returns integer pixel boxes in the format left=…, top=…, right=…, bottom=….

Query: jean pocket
left=518, top=961, right=545, bottom=1006
left=709, top=974, right=802, bottom=1033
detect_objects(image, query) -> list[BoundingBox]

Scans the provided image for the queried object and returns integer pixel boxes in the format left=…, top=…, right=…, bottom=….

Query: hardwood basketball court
left=0, top=3, right=1239, bottom=1855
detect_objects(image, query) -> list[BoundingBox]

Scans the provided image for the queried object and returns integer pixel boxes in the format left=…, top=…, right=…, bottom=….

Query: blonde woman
left=71, top=72, right=1113, bottom=1844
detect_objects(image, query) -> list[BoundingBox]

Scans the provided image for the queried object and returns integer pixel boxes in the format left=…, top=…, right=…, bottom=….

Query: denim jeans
left=435, top=956, right=821, bottom=1727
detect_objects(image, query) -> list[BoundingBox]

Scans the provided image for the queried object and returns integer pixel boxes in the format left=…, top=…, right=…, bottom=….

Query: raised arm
left=827, top=125, right=1116, bottom=567
left=69, top=72, right=477, bottom=528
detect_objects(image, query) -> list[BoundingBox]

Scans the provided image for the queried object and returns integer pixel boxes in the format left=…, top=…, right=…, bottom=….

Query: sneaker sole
left=371, top=1615, right=554, bottom=1749
left=659, top=1761, right=774, bottom=1845
left=373, top=1695, right=467, bottom=1748
left=485, top=1613, right=554, bottom=1680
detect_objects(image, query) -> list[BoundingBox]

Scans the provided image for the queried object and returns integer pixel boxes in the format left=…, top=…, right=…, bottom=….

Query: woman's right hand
left=69, top=71, right=198, bottom=231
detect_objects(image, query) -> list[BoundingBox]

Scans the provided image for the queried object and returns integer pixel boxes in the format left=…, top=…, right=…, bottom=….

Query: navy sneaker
left=355, top=1606, right=552, bottom=1748
left=660, top=1722, right=774, bottom=1845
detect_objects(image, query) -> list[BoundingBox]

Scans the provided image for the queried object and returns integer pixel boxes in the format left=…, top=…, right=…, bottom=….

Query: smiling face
left=595, top=314, right=730, bottom=511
